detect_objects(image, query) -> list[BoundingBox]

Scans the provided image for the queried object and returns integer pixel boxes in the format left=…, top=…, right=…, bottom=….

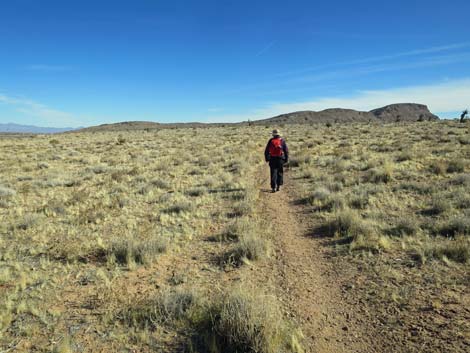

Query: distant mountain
left=74, top=103, right=440, bottom=133
left=254, top=103, right=439, bottom=125
left=252, top=108, right=375, bottom=125
left=370, top=103, right=439, bottom=122
left=0, top=123, right=78, bottom=134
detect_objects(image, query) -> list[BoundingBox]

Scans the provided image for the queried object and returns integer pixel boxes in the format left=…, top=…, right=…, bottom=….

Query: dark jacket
left=265, top=137, right=289, bottom=162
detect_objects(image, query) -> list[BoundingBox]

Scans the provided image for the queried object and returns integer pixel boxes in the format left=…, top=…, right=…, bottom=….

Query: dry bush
left=225, top=231, right=270, bottom=266
left=108, top=237, right=167, bottom=266
left=429, top=160, right=447, bottom=175
left=0, top=185, right=16, bottom=198
left=446, top=159, right=465, bottom=173
left=328, top=209, right=372, bottom=238
left=364, top=164, right=393, bottom=183
left=192, top=289, right=304, bottom=353
left=423, top=237, right=470, bottom=263
left=120, top=289, right=199, bottom=329
left=438, top=217, right=470, bottom=237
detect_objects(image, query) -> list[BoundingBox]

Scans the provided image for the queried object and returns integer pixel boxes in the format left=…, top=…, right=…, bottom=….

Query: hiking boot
left=276, top=186, right=280, bottom=192
left=271, top=188, right=276, bottom=193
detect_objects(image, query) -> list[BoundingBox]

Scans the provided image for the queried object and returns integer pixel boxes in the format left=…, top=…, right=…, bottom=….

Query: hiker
left=264, top=129, right=289, bottom=193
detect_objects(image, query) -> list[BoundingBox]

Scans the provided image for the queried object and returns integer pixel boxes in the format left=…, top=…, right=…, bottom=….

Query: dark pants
left=269, top=157, right=284, bottom=190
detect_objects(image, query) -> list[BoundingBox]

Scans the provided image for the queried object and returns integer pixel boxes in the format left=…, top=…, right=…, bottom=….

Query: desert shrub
left=328, top=209, right=372, bottom=238
left=449, top=174, right=470, bottom=186
left=218, top=217, right=252, bottom=242
left=193, top=290, right=303, bottom=353
left=388, top=218, right=419, bottom=237
left=429, top=160, right=447, bottom=175
left=108, top=237, right=167, bottom=265
left=89, top=165, right=108, bottom=174
left=306, top=187, right=344, bottom=212
left=458, top=136, right=470, bottom=145
left=348, top=191, right=369, bottom=210
left=395, top=181, right=434, bottom=195
left=395, top=151, right=413, bottom=162
left=14, top=213, right=41, bottom=230
left=349, top=234, right=390, bottom=252
left=120, top=289, right=199, bottom=329
left=438, top=217, right=470, bottom=237
left=150, top=178, right=170, bottom=189
left=424, top=237, right=470, bottom=263
left=455, top=193, right=470, bottom=209
left=326, top=181, right=343, bottom=192
left=446, top=159, right=465, bottom=173
left=116, top=134, right=126, bottom=145
left=226, top=232, right=270, bottom=265
left=185, top=187, right=207, bottom=197
left=422, top=197, right=452, bottom=216
left=364, top=164, right=393, bottom=183
left=164, top=202, right=193, bottom=214
left=289, top=154, right=311, bottom=167
left=37, top=162, right=50, bottom=169
left=202, top=176, right=217, bottom=188
left=0, top=185, right=16, bottom=198
left=232, top=200, right=254, bottom=217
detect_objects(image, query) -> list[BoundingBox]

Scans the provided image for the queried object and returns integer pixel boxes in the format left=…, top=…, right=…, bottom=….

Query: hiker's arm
left=264, top=139, right=271, bottom=162
left=283, top=140, right=289, bottom=162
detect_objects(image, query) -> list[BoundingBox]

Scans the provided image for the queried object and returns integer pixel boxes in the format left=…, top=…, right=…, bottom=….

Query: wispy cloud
left=226, top=45, right=470, bottom=96
left=0, top=93, right=81, bottom=127
left=275, top=41, right=470, bottom=78
left=255, top=40, right=277, bottom=57
left=206, top=78, right=470, bottom=122
left=25, top=64, right=72, bottom=72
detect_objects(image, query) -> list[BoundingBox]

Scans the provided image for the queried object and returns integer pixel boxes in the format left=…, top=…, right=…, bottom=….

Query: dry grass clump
left=306, top=187, right=344, bottom=211
left=387, top=217, right=420, bottom=237
left=193, top=289, right=303, bottom=353
left=437, top=217, right=470, bottom=237
left=289, top=154, right=311, bottom=167
left=430, top=197, right=452, bottom=215
left=0, top=185, right=16, bottom=197
left=326, top=207, right=390, bottom=252
left=108, top=237, right=167, bottom=266
left=328, top=209, right=372, bottom=238
left=423, top=237, right=470, bottom=263
left=446, top=159, right=466, bottom=173
left=121, top=288, right=303, bottom=353
left=228, top=232, right=270, bottom=264
left=348, top=189, right=369, bottom=210
left=120, top=289, right=199, bottom=329
left=164, top=201, right=193, bottom=214
left=218, top=217, right=252, bottom=242
left=364, top=164, right=393, bottom=183
left=429, top=160, right=447, bottom=175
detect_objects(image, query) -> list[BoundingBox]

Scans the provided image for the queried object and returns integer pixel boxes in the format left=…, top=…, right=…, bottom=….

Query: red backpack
left=269, top=137, right=284, bottom=157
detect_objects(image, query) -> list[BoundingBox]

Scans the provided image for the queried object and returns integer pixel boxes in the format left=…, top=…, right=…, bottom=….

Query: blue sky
left=1, top=0, right=470, bottom=127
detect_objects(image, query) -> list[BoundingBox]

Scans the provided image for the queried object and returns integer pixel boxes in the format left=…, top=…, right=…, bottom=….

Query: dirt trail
left=256, top=168, right=377, bottom=353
